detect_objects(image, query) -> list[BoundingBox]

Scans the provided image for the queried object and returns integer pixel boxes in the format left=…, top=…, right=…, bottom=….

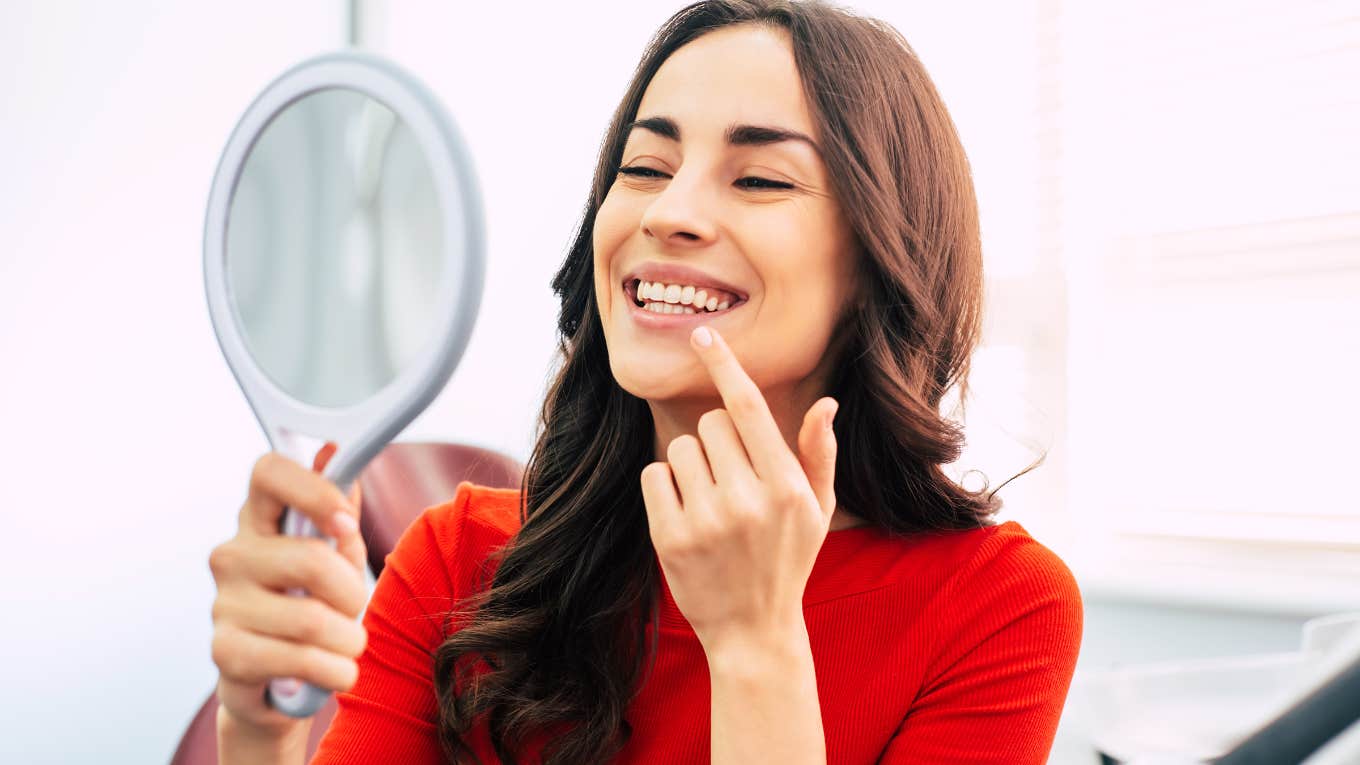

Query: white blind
left=1052, top=0, right=1360, bottom=596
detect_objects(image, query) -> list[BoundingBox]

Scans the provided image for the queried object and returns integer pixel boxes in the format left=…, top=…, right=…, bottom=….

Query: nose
left=638, top=167, right=718, bottom=247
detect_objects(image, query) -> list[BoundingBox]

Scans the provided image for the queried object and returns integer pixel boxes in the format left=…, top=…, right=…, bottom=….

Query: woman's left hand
left=641, top=325, right=840, bottom=653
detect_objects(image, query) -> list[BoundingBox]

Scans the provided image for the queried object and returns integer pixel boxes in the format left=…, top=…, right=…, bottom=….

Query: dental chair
left=170, top=442, right=523, bottom=765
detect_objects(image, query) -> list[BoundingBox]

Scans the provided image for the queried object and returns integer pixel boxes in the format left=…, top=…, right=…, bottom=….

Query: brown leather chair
left=171, top=442, right=523, bottom=765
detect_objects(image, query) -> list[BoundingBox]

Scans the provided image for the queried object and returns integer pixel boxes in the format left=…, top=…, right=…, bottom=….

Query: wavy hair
left=431, top=2, right=1040, bottom=762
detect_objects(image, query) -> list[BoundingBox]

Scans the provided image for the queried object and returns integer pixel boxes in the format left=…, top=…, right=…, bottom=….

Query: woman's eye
left=617, top=165, right=668, bottom=179
left=735, top=176, right=794, bottom=190
left=615, top=166, right=793, bottom=191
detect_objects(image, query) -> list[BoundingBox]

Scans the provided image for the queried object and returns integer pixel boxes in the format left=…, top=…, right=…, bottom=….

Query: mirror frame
left=203, top=49, right=486, bottom=492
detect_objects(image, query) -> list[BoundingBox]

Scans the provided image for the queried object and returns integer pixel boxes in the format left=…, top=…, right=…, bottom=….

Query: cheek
left=595, top=193, right=636, bottom=291
left=592, top=193, right=632, bottom=311
left=748, top=233, right=849, bottom=376
left=593, top=191, right=634, bottom=262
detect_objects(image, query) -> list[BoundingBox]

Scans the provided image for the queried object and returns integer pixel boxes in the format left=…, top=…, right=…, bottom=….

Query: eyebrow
left=625, top=115, right=822, bottom=156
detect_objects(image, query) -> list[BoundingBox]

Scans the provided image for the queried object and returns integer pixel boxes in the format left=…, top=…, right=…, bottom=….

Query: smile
left=624, top=278, right=745, bottom=314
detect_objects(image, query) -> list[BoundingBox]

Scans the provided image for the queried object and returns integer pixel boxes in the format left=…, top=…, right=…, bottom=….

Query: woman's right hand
left=208, top=451, right=370, bottom=740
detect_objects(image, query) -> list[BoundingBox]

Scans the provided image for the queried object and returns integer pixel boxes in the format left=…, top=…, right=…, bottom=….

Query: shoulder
left=417, top=480, right=524, bottom=543
left=383, top=481, right=524, bottom=601
left=866, top=520, right=1081, bottom=608
left=933, top=520, right=1082, bottom=622
left=916, top=520, right=1084, bottom=670
left=954, top=521, right=1080, bottom=602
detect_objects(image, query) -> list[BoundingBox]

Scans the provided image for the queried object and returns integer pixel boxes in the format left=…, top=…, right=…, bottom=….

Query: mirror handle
left=265, top=507, right=337, bottom=718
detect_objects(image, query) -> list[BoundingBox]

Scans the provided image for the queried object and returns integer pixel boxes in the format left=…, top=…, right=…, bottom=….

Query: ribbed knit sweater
left=311, top=480, right=1083, bottom=763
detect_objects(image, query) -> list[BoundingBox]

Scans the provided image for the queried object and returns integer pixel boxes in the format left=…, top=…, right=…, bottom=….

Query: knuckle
left=667, top=531, right=695, bottom=556
left=296, top=540, right=333, bottom=584
left=295, top=602, right=331, bottom=644
left=212, top=628, right=244, bottom=679
left=729, top=392, right=759, bottom=416
left=727, top=502, right=761, bottom=529
left=208, top=542, right=236, bottom=578
left=210, top=595, right=227, bottom=625
left=773, top=480, right=804, bottom=506
left=340, top=659, right=360, bottom=692
left=308, top=483, right=338, bottom=515
left=210, top=631, right=228, bottom=671
left=251, top=452, right=279, bottom=484
left=719, top=484, right=751, bottom=510
left=296, top=645, right=327, bottom=685
left=695, top=516, right=726, bottom=544
left=346, top=624, right=369, bottom=658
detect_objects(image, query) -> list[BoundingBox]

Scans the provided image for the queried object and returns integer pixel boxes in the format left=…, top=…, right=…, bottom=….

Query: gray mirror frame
left=205, top=49, right=484, bottom=496
left=203, top=49, right=485, bottom=718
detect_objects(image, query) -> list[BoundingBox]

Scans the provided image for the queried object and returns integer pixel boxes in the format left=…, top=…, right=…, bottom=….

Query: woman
left=208, top=1, right=1083, bottom=763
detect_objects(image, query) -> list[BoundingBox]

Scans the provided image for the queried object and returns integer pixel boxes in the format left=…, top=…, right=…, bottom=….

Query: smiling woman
left=299, top=1, right=1082, bottom=764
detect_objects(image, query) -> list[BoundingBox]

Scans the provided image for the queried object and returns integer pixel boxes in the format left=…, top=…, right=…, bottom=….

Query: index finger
left=689, top=326, right=798, bottom=480
left=242, top=451, right=356, bottom=538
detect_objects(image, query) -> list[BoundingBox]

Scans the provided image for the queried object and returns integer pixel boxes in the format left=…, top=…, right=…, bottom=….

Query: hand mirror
left=203, top=50, right=485, bottom=717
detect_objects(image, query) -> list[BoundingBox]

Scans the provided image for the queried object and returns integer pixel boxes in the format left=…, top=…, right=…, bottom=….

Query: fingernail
left=825, top=401, right=839, bottom=429
left=275, top=678, right=301, bottom=697
left=692, top=326, right=712, bottom=347
left=332, top=511, right=357, bottom=535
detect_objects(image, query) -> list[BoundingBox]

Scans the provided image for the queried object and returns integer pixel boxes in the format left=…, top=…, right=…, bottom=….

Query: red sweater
left=311, top=481, right=1083, bottom=763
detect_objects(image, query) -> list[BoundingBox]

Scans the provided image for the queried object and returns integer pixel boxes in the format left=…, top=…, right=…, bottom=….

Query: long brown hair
left=432, top=2, right=1038, bottom=762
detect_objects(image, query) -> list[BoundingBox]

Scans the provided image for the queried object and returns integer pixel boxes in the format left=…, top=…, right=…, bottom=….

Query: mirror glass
left=225, top=87, right=445, bottom=408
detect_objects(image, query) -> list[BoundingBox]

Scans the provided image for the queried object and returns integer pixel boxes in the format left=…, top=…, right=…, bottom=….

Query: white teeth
left=633, top=279, right=739, bottom=310
left=633, top=278, right=742, bottom=315
left=639, top=298, right=736, bottom=315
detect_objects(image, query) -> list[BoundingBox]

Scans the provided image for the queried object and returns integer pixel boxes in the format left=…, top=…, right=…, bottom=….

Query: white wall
left=0, top=2, right=346, bottom=762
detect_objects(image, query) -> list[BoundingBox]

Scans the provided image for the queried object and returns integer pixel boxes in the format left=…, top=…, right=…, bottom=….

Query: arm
left=879, top=541, right=1084, bottom=763
left=708, top=620, right=826, bottom=765
left=308, top=488, right=478, bottom=763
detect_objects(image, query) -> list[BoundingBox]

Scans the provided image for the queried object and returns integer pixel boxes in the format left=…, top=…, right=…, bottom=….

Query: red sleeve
left=308, top=483, right=477, bottom=763
left=878, top=534, right=1084, bottom=764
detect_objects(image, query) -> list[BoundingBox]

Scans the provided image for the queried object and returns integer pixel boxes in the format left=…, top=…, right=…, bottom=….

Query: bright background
left=2, top=1, right=1357, bottom=762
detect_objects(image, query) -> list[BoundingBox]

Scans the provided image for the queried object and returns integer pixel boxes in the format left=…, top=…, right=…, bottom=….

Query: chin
left=609, top=359, right=706, bottom=403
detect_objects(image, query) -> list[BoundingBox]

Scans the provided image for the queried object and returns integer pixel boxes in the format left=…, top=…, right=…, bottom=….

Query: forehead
left=635, top=24, right=815, bottom=140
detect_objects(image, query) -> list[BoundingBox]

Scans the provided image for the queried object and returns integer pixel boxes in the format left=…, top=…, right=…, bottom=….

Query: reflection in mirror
left=226, top=87, right=444, bottom=408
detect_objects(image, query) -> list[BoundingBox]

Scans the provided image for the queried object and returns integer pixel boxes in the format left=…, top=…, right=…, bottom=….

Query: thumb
left=347, top=479, right=363, bottom=515
left=313, top=443, right=366, bottom=577
left=334, top=478, right=367, bottom=578
left=797, top=397, right=839, bottom=517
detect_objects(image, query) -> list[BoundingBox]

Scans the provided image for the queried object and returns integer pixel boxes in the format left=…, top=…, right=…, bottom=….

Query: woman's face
left=593, top=23, right=858, bottom=405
